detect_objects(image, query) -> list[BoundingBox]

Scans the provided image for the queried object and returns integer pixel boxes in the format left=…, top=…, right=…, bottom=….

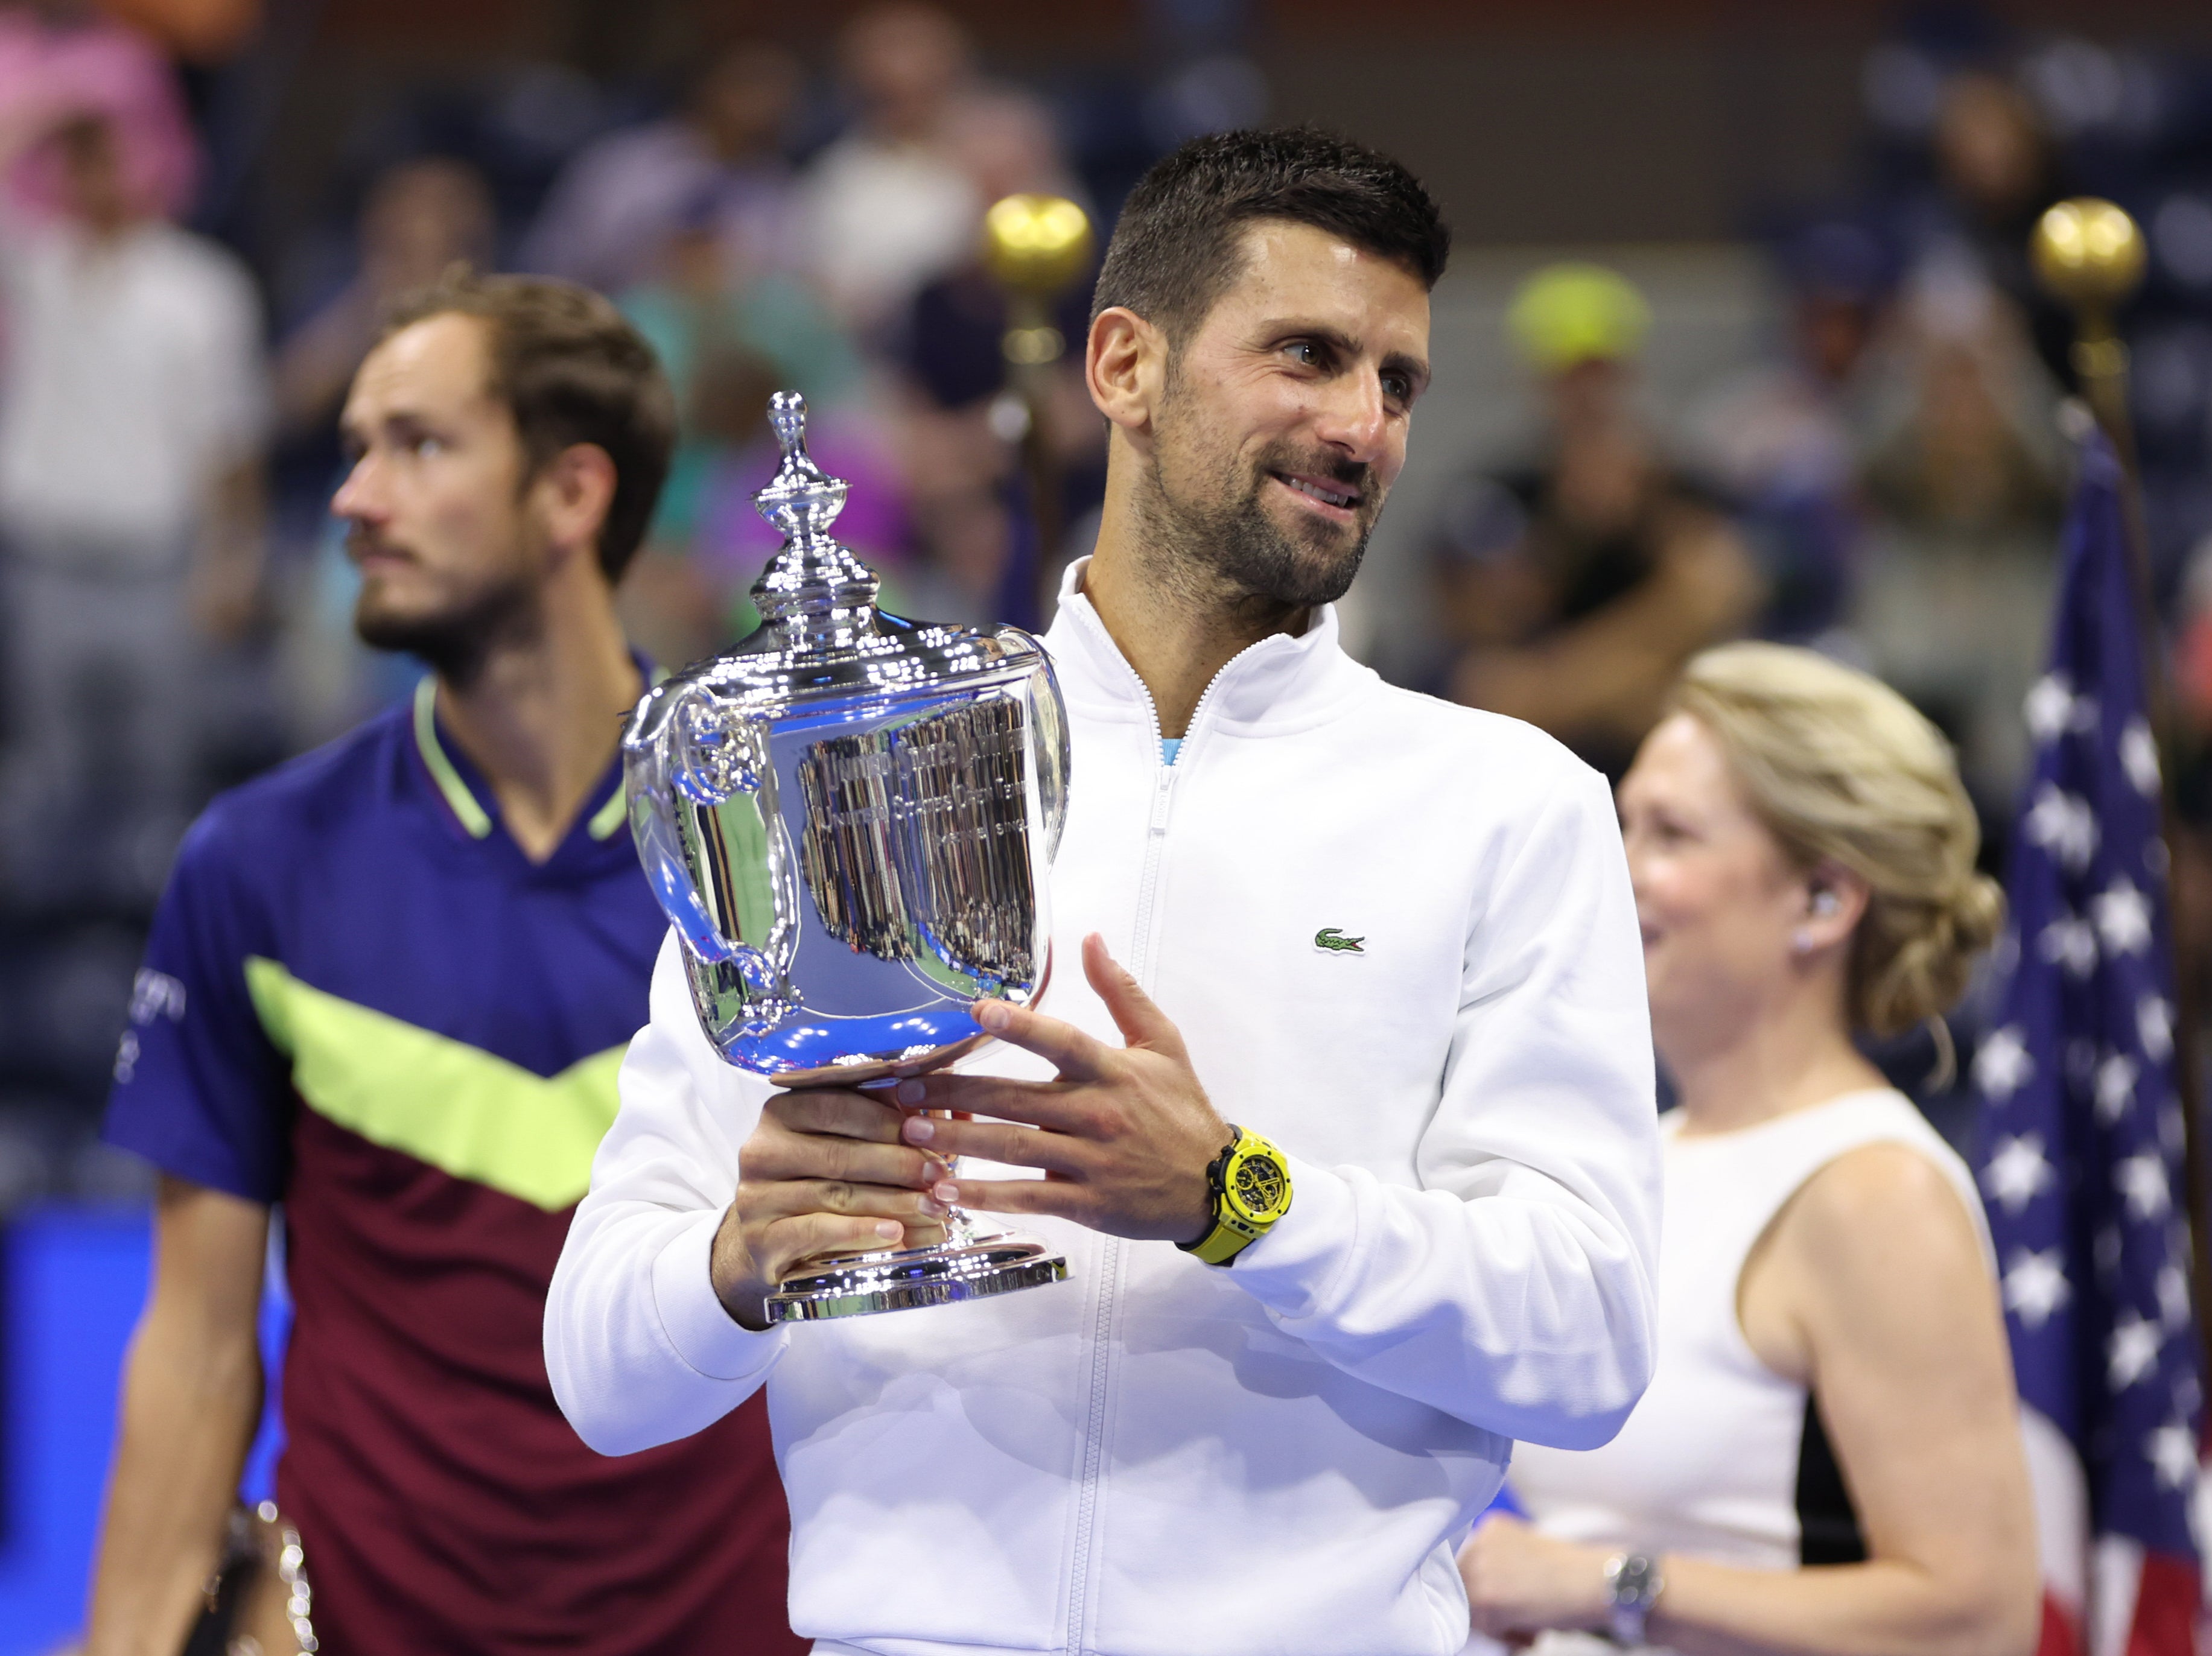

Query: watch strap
left=1603, top=1552, right=1664, bottom=1646
left=1178, top=1125, right=1289, bottom=1267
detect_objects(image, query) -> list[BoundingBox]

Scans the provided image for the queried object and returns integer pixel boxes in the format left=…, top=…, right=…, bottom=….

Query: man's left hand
left=889, top=933, right=1230, bottom=1244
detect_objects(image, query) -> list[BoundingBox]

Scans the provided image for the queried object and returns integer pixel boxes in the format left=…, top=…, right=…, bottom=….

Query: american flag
left=1972, top=429, right=2204, bottom=1656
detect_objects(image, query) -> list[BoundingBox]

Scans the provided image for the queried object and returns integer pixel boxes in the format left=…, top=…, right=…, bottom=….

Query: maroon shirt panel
left=276, top=1105, right=804, bottom=1655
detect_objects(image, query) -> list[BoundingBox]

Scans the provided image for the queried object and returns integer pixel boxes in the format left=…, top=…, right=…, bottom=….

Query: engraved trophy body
left=623, top=393, right=1071, bottom=1322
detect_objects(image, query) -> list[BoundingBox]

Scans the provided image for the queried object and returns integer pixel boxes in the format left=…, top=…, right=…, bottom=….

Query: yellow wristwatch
left=1179, top=1125, right=1293, bottom=1266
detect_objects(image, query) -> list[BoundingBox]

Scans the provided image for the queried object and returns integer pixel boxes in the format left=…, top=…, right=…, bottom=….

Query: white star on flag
left=2094, top=1053, right=2139, bottom=1124
left=1975, top=1026, right=2034, bottom=1101
left=2122, top=715, right=2162, bottom=798
left=2039, top=913, right=2099, bottom=978
left=2093, top=879, right=2153, bottom=957
left=2024, top=784, right=2099, bottom=871
left=2109, top=1309, right=2164, bottom=1387
left=1983, top=1133, right=2056, bottom=1214
left=2140, top=994, right=2175, bottom=1062
left=2117, top=1152, right=2172, bottom=1222
left=2025, top=673, right=2083, bottom=743
left=2147, top=1420, right=2199, bottom=1489
left=2159, top=1263, right=2193, bottom=1330
left=2003, top=1248, right=2071, bottom=1328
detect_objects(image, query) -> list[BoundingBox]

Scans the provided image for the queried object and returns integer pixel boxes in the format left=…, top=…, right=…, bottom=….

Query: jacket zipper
left=1063, top=653, right=1231, bottom=1654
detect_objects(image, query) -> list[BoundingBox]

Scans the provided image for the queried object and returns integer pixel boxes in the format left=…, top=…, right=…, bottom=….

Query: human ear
left=1797, top=863, right=1870, bottom=954
left=534, top=442, right=619, bottom=572
left=1085, top=306, right=1164, bottom=439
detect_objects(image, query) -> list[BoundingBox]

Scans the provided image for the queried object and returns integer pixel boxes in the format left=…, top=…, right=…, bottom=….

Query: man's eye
left=412, top=435, right=446, bottom=456
left=1286, top=341, right=1321, bottom=367
left=1382, top=374, right=1411, bottom=403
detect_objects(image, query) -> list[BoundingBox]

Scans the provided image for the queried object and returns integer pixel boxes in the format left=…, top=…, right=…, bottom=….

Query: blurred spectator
left=520, top=40, right=801, bottom=298
left=798, top=2, right=986, bottom=335
left=1434, top=262, right=1761, bottom=779
left=1851, top=263, right=2064, bottom=816
left=1691, top=221, right=1890, bottom=644
left=0, top=2, right=197, bottom=226
left=0, top=104, right=267, bottom=898
left=269, top=156, right=494, bottom=744
left=615, top=192, right=876, bottom=664
left=896, top=88, right=1104, bottom=626
left=1899, top=68, right=2073, bottom=387
left=272, top=158, right=495, bottom=445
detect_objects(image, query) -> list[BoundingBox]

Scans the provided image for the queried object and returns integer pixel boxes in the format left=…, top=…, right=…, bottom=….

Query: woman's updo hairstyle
left=1667, top=642, right=2004, bottom=1038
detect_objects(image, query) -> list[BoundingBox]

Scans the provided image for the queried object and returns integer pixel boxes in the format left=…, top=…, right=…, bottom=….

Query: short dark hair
left=381, top=271, right=676, bottom=583
left=1091, top=128, right=1450, bottom=342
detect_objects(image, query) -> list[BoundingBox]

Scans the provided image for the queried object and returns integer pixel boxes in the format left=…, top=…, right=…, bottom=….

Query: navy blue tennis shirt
left=104, top=676, right=802, bottom=1655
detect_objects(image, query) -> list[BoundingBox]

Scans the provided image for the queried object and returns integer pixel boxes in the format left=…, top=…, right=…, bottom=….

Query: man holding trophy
left=548, top=129, right=1662, bottom=1655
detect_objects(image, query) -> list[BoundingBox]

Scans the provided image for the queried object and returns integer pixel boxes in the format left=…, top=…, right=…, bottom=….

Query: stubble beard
left=352, top=542, right=545, bottom=693
left=1139, top=379, right=1381, bottom=615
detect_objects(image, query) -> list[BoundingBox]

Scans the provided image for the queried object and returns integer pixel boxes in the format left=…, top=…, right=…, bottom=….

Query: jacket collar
left=1040, top=556, right=1363, bottom=740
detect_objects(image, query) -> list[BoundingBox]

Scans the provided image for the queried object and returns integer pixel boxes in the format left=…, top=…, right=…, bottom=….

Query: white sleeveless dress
left=1508, top=1088, right=1994, bottom=1580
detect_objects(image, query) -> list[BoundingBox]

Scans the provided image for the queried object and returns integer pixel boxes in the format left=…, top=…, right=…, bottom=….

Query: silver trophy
left=623, top=392, right=1072, bottom=1322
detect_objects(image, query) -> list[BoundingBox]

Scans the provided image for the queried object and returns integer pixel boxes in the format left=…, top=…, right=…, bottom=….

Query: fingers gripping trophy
left=623, top=392, right=1072, bottom=1322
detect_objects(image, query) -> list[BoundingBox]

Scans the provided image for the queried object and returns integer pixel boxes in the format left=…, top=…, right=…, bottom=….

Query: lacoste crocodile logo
left=1314, top=927, right=1365, bottom=954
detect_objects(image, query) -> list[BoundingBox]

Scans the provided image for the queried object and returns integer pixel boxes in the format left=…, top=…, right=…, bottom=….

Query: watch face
left=1232, top=1152, right=1286, bottom=1217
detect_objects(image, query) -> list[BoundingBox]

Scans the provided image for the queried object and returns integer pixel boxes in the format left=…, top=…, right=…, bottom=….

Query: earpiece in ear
left=1811, top=889, right=1841, bottom=917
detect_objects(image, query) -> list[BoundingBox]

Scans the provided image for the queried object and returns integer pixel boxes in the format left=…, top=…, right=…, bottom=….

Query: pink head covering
left=0, top=10, right=200, bottom=222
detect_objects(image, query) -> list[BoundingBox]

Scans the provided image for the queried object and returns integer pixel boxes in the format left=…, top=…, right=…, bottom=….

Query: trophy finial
left=753, top=390, right=848, bottom=542
left=768, top=390, right=809, bottom=459
left=749, top=389, right=876, bottom=633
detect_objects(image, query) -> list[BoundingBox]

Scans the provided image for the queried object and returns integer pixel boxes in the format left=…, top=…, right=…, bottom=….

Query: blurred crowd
left=4, top=0, right=2212, bottom=1193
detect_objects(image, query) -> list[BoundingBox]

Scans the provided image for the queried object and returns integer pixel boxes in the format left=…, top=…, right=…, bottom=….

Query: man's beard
left=1145, top=407, right=1379, bottom=612
left=352, top=552, right=543, bottom=691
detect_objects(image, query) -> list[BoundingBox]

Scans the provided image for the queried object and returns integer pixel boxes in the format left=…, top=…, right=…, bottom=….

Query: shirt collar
left=410, top=655, right=654, bottom=846
left=1040, top=556, right=1359, bottom=737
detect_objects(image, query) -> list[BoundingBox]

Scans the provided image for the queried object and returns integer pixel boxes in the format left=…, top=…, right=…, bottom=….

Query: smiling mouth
left=1273, top=472, right=1362, bottom=512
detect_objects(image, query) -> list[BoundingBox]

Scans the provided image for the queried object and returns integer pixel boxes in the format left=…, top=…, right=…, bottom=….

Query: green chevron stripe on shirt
left=244, top=956, right=626, bottom=1211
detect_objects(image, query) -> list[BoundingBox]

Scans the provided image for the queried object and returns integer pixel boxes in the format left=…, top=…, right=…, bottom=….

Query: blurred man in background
left=1689, top=220, right=1890, bottom=647
left=1853, top=259, right=2064, bottom=818
left=1435, top=262, right=1761, bottom=778
left=270, top=156, right=501, bottom=746
left=798, top=2, right=987, bottom=334
left=0, top=101, right=267, bottom=900
left=521, top=39, right=803, bottom=299
left=87, top=273, right=802, bottom=1655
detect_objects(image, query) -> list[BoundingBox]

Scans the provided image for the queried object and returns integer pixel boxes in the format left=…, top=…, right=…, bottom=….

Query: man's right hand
left=710, top=1085, right=951, bottom=1330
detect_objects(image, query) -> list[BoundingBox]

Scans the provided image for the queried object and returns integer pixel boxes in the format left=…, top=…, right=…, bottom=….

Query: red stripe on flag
left=2121, top=1552, right=2197, bottom=1656
left=2039, top=1589, right=2082, bottom=1656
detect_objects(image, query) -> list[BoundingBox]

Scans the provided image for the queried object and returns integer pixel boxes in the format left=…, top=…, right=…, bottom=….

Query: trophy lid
left=653, top=391, right=1045, bottom=719
left=748, top=391, right=880, bottom=639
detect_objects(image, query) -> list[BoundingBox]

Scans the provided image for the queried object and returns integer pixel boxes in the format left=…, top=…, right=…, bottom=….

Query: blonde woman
left=1461, top=642, right=2038, bottom=1656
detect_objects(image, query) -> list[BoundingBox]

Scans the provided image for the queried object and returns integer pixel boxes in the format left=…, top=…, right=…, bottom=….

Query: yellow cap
left=1507, top=262, right=1651, bottom=370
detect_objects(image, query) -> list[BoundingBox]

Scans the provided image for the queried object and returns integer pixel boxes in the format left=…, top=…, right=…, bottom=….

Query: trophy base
left=764, top=1229, right=1069, bottom=1322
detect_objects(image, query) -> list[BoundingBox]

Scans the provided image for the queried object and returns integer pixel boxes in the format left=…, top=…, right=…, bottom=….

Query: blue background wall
left=0, top=1208, right=285, bottom=1656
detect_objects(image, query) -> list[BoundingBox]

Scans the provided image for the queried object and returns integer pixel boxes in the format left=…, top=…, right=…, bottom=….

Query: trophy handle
left=997, top=629, right=1070, bottom=860
left=625, top=685, right=801, bottom=1012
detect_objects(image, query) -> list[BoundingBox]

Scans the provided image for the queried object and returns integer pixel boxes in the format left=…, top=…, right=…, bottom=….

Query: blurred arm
left=1453, top=504, right=1762, bottom=744
left=1462, top=1146, right=2038, bottom=1656
left=1648, top=1146, right=2038, bottom=1656
left=84, top=1175, right=268, bottom=1656
left=191, top=455, right=267, bottom=642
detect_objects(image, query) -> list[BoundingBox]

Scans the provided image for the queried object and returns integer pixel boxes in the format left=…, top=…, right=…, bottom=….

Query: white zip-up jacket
left=547, top=567, right=1662, bottom=1656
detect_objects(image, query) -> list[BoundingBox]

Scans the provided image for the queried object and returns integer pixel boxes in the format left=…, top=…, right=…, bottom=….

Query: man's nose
left=1312, top=373, right=1390, bottom=465
left=331, top=453, right=381, bottom=523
